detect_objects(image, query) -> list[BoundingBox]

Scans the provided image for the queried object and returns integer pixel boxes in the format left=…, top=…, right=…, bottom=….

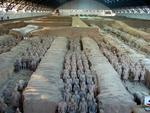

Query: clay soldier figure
left=140, top=66, right=146, bottom=81
left=64, top=83, right=72, bottom=92
left=127, top=63, right=135, bottom=81
left=72, top=91, right=80, bottom=105
left=64, top=63, right=71, bottom=71
left=65, top=78, right=73, bottom=86
left=134, top=63, right=142, bottom=81
left=80, top=82, right=87, bottom=92
left=10, top=90, right=21, bottom=108
left=18, top=58, right=22, bottom=70
left=72, top=77, right=79, bottom=86
left=14, top=59, right=20, bottom=72
left=77, top=60, right=84, bottom=72
left=88, top=83, right=96, bottom=95
left=79, top=73, right=86, bottom=83
left=73, top=84, right=80, bottom=93
left=0, top=97, right=7, bottom=113
left=27, top=56, right=32, bottom=70
left=122, top=63, right=130, bottom=80
left=2, top=88, right=13, bottom=105
left=17, top=80, right=27, bottom=93
left=26, top=51, right=31, bottom=68
left=62, top=73, right=68, bottom=81
left=88, top=99, right=97, bottom=113
left=57, top=101, right=67, bottom=113
left=71, top=71, right=77, bottom=79
left=79, top=98, right=88, bottom=113
left=86, top=75, right=94, bottom=85
left=79, top=89, right=86, bottom=99
left=67, top=98, right=77, bottom=113
left=24, top=54, right=29, bottom=70
left=111, top=55, right=118, bottom=68
left=116, top=62, right=123, bottom=76
left=63, top=90, right=72, bottom=102
left=30, top=59, right=37, bottom=71
left=21, top=57, right=26, bottom=70
left=87, top=92, right=94, bottom=104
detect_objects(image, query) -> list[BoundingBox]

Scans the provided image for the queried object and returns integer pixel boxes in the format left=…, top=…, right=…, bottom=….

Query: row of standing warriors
left=0, top=80, right=27, bottom=113
left=0, top=36, right=19, bottom=54
left=14, top=38, right=53, bottom=72
left=100, top=42, right=146, bottom=82
left=104, top=26, right=148, bottom=53
left=57, top=39, right=98, bottom=113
